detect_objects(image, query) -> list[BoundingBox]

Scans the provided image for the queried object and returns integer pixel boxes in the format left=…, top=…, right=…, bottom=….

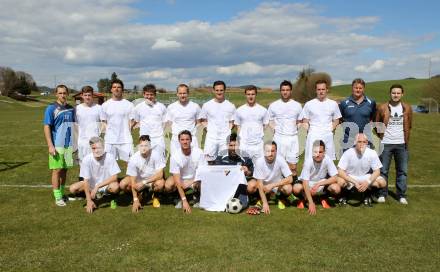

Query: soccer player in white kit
left=301, top=79, right=341, bottom=161
left=199, top=81, right=236, bottom=161
left=165, top=130, right=206, bottom=214
left=101, top=79, right=134, bottom=162
left=267, top=80, right=302, bottom=178
left=166, top=84, right=201, bottom=155
left=69, top=137, right=120, bottom=213
left=75, top=86, right=102, bottom=168
left=337, top=133, right=386, bottom=207
left=295, top=140, right=341, bottom=215
left=234, top=85, right=269, bottom=162
left=119, top=135, right=166, bottom=212
left=132, top=84, right=167, bottom=154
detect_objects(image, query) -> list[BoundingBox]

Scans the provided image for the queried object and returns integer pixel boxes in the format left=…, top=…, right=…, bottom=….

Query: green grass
left=0, top=91, right=439, bottom=271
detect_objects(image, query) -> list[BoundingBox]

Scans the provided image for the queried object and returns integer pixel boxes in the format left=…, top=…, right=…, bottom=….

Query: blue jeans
left=379, top=144, right=409, bottom=198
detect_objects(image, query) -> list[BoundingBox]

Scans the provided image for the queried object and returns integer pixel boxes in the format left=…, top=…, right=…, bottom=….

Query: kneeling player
left=165, top=130, right=205, bottom=214
left=119, top=135, right=166, bottom=212
left=295, top=140, right=341, bottom=215
left=253, top=141, right=293, bottom=214
left=337, top=133, right=386, bottom=206
left=69, top=137, right=120, bottom=213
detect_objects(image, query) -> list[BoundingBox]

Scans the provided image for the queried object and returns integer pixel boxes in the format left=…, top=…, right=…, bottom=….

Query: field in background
left=1, top=84, right=439, bottom=271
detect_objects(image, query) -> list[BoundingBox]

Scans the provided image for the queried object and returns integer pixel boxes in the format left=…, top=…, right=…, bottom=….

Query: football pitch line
left=0, top=184, right=440, bottom=188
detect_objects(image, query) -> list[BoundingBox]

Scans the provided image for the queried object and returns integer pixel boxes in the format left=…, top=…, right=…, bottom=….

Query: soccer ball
left=226, top=198, right=243, bottom=214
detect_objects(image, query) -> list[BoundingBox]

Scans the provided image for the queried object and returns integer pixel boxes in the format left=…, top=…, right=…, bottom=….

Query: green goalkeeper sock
left=60, top=184, right=66, bottom=196
left=53, top=189, right=63, bottom=201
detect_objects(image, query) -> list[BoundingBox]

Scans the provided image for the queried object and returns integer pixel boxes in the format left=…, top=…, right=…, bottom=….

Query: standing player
left=339, top=78, right=376, bottom=150
left=101, top=79, right=134, bottom=162
left=43, top=84, right=75, bottom=206
left=337, top=133, right=386, bottom=207
left=253, top=141, right=293, bottom=214
left=133, top=84, right=167, bottom=153
left=119, top=135, right=166, bottom=211
left=199, top=81, right=236, bottom=161
left=301, top=79, right=341, bottom=161
left=75, top=86, right=102, bottom=169
left=165, top=130, right=206, bottom=213
left=375, top=84, right=412, bottom=204
left=267, top=80, right=302, bottom=179
left=166, top=84, right=201, bottom=154
left=234, top=85, right=269, bottom=162
left=295, top=140, right=341, bottom=215
left=69, top=137, right=120, bottom=213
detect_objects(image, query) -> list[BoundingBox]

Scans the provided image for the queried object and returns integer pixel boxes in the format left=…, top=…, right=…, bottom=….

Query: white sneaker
left=175, top=200, right=182, bottom=209
left=55, top=199, right=66, bottom=207
left=377, top=196, right=386, bottom=203
left=399, top=198, right=408, bottom=205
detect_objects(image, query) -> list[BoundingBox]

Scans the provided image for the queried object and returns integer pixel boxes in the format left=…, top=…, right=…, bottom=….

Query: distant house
left=72, top=92, right=106, bottom=105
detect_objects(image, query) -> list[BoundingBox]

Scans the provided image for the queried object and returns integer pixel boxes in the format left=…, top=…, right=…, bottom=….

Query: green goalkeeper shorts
left=48, top=147, right=74, bottom=170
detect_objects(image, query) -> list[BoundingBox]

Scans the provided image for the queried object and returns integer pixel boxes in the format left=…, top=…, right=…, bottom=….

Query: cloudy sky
left=1, top=0, right=439, bottom=90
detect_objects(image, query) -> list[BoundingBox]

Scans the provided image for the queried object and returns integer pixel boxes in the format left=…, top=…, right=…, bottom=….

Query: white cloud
left=217, top=62, right=263, bottom=75
left=143, top=70, right=172, bottom=79
left=151, top=38, right=183, bottom=50
left=355, top=60, right=385, bottom=73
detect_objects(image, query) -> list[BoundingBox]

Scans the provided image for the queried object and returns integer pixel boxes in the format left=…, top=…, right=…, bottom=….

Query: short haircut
left=56, top=84, right=68, bottom=94
left=280, top=80, right=292, bottom=90
left=81, top=85, right=93, bottom=94
left=389, top=83, right=404, bottom=93
left=315, top=79, right=328, bottom=88
left=244, top=85, right=257, bottom=94
left=178, top=130, right=192, bottom=141
left=139, top=135, right=151, bottom=143
left=352, top=78, right=365, bottom=87
left=143, top=84, right=157, bottom=94
left=355, top=133, right=368, bottom=143
left=227, top=132, right=240, bottom=143
left=264, top=140, right=277, bottom=150
left=176, top=83, right=189, bottom=93
left=213, top=80, right=226, bottom=89
left=312, top=140, right=326, bottom=150
left=111, top=79, right=124, bottom=90
left=89, top=136, right=104, bottom=146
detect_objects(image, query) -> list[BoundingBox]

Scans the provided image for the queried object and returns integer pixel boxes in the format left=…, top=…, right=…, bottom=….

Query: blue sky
left=0, top=0, right=439, bottom=89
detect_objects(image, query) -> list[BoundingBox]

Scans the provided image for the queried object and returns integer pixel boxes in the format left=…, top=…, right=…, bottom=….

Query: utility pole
left=429, top=58, right=432, bottom=79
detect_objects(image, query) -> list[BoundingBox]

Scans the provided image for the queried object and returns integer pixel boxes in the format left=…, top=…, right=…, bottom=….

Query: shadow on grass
left=0, top=161, right=29, bottom=172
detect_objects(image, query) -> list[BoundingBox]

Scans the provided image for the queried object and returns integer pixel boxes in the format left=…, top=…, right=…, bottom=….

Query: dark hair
left=315, top=79, right=329, bottom=88
left=312, top=140, right=326, bottom=150
left=280, top=80, right=292, bottom=90
left=264, top=140, right=277, bottom=150
left=176, top=83, right=189, bottom=93
left=213, top=80, right=226, bottom=89
left=139, top=135, right=151, bottom=142
left=389, top=84, right=404, bottom=93
left=81, top=85, right=94, bottom=94
left=56, top=84, right=69, bottom=94
left=227, top=132, right=239, bottom=143
left=178, top=130, right=192, bottom=141
left=111, top=79, right=124, bottom=90
left=143, top=84, right=157, bottom=94
left=352, top=78, right=365, bottom=87
left=244, top=85, right=257, bottom=94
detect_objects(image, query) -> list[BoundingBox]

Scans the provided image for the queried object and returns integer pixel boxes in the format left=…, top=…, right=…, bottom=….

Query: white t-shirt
left=126, top=150, right=166, bottom=181
left=253, top=155, right=292, bottom=184
left=76, top=103, right=102, bottom=142
left=79, top=153, right=121, bottom=189
left=166, top=101, right=201, bottom=136
left=267, top=99, right=302, bottom=136
left=382, top=103, right=405, bottom=144
left=170, top=147, right=206, bottom=180
left=299, top=155, right=338, bottom=182
left=234, top=103, right=269, bottom=144
left=133, top=101, right=167, bottom=138
left=338, top=147, right=382, bottom=176
left=199, top=99, right=236, bottom=140
left=301, top=98, right=341, bottom=134
left=101, top=99, right=134, bottom=144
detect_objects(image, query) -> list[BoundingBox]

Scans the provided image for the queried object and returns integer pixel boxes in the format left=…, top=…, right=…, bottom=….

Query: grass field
left=0, top=88, right=439, bottom=271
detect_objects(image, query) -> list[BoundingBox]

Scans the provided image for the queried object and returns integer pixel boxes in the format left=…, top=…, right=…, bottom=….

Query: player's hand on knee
left=134, top=182, right=144, bottom=192
left=358, top=181, right=369, bottom=192
left=91, top=188, right=98, bottom=199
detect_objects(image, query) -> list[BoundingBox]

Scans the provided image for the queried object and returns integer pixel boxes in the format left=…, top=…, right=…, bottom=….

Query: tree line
left=0, top=67, right=38, bottom=96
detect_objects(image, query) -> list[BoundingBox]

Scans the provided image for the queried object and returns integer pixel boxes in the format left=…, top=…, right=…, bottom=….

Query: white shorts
left=149, top=135, right=165, bottom=150
left=105, top=143, right=133, bottom=162
left=273, top=134, right=299, bottom=164
left=348, top=174, right=373, bottom=185
left=305, top=132, right=336, bottom=161
left=170, top=134, right=199, bottom=155
left=308, top=179, right=326, bottom=195
left=203, top=137, right=228, bottom=161
left=240, top=141, right=263, bottom=163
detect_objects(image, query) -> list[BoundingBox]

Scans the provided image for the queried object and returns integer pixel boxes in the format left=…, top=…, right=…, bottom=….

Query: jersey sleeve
left=370, top=151, right=383, bottom=170
left=43, top=105, right=54, bottom=126
left=169, top=155, right=180, bottom=175
left=332, top=101, right=342, bottom=120
left=229, top=103, right=236, bottom=121
left=154, top=152, right=166, bottom=170
left=279, top=158, right=293, bottom=178
left=100, top=104, right=107, bottom=121
left=108, top=154, right=121, bottom=176
left=300, top=103, right=310, bottom=120
left=79, top=157, right=92, bottom=180
left=195, top=104, right=201, bottom=120
left=126, top=157, right=138, bottom=177
left=299, top=160, right=312, bottom=181
left=337, top=152, right=349, bottom=170
left=199, top=103, right=208, bottom=120
left=262, top=108, right=270, bottom=125
left=326, top=157, right=338, bottom=177
left=252, top=161, right=265, bottom=180
left=233, top=109, right=241, bottom=126
left=128, top=103, right=135, bottom=120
